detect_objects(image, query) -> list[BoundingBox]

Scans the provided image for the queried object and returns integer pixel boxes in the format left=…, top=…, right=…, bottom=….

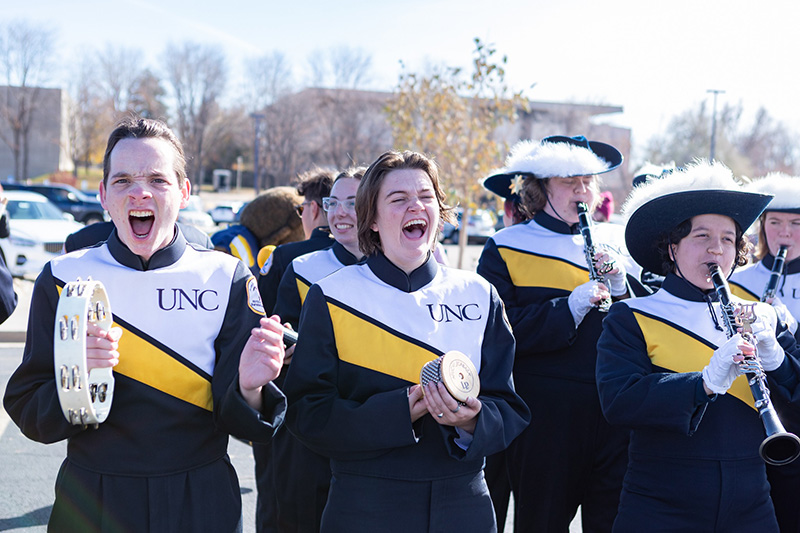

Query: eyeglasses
left=295, top=201, right=314, bottom=218
left=322, top=197, right=356, bottom=213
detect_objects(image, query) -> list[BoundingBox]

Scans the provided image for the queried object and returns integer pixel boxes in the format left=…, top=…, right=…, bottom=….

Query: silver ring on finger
left=451, top=405, right=460, bottom=413
left=437, top=412, right=444, bottom=418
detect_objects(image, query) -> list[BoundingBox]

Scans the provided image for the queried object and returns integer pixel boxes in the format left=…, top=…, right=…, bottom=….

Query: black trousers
left=507, top=375, right=628, bottom=533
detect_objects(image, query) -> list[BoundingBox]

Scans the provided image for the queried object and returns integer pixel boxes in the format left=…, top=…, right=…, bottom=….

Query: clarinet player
left=729, top=173, right=800, bottom=532
left=596, top=161, right=800, bottom=532
left=477, top=135, right=645, bottom=532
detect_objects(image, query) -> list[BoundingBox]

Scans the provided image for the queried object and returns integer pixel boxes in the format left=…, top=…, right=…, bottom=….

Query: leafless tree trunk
left=0, top=20, right=55, bottom=181
left=66, top=54, right=110, bottom=176
left=96, top=45, right=144, bottom=118
left=162, top=42, right=227, bottom=191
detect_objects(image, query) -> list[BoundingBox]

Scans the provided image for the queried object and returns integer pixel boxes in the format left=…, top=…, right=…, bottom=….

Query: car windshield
left=7, top=199, right=68, bottom=220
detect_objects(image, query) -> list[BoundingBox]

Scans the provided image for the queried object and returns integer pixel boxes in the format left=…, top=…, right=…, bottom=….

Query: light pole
left=707, top=89, right=725, bottom=161
left=250, top=113, right=266, bottom=195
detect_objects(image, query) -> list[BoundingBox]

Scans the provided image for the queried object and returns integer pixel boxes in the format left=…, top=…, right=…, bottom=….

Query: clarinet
left=708, top=263, right=800, bottom=466
left=576, top=202, right=611, bottom=313
left=762, top=245, right=789, bottom=302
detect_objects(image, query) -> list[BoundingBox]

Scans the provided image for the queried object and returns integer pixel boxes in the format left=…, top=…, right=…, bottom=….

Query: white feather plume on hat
left=501, top=139, right=611, bottom=178
left=622, top=159, right=739, bottom=219
left=745, top=172, right=800, bottom=211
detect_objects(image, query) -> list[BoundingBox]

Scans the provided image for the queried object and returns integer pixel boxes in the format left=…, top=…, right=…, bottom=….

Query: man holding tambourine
left=3, top=117, right=288, bottom=533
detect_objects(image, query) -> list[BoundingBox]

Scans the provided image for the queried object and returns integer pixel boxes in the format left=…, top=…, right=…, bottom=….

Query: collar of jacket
left=366, top=250, right=438, bottom=293
left=763, top=253, right=800, bottom=275
left=107, top=224, right=187, bottom=271
left=331, top=241, right=363, bottom=266
left=533, top=210, right=579, bottom=235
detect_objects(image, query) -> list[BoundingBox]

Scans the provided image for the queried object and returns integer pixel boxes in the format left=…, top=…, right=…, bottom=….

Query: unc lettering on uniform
left=157, top=288, right=220, bottom=311
left=427, top=303, right=482, bottom=322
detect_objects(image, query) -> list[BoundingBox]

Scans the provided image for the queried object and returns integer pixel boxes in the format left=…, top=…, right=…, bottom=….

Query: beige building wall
left=0, top=85, right=74, bottom=182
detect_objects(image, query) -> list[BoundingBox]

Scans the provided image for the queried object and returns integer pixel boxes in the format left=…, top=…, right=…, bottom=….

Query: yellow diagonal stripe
left=328, top=303, right=437, bottom=383
left=634, top=312, right=754, bottom=410
left=729, top=283, right=759, bottom=302
left=297, top=279, right=311, bottom=304
left=114, top=325, right=213, bottom=411
left=499, top=248, right=588, bottom=292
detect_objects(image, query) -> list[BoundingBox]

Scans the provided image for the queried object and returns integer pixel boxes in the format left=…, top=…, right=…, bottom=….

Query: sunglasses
left=295, top=201, right=315, bottom=218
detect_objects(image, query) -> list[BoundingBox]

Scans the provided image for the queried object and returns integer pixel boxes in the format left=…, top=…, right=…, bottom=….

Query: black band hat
left=482, top=135, right=623, bottom=199
left=745, top=173, right=800, bottom=215
left=622, top=160, right=773, bottom=276
left=631, top=162, right=677, bottom=188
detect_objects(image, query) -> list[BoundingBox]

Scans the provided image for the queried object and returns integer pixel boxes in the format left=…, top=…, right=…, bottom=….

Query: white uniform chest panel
left=732, top=263, right=800, bottom=320
left=492, top=220, right=641, bottom=278
left=293, top=248, right=343, bottom=284
left=319, top=265, right=489, bottom=371
left=624, top=289, right=771, bottom=348
left=52, top=246, right=236, bottom=376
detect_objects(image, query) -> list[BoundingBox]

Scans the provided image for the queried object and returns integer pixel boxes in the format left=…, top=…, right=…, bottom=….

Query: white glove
left=568, top=280, right=604, bottom=327
left=772, top=297, right=798, bottom=336
left=702, top=334, right=744, bottom=395
left=750, top=306, right=785, bottom=371
left=597, top=250, right=627, bottom=296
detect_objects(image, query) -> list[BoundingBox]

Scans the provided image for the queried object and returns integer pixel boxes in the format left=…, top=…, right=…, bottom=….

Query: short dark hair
left=657, top=217, right=751, bottom=275
left=102, top=115, right=186, bottom=186
left=333, top=166, right=367, bottom=186
left=294, top=167, right=336, bottom=204
left=356, top=150, right=455, bottom=256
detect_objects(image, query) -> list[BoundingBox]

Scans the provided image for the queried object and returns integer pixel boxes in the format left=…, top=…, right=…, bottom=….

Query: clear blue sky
left=10, top=0, right=800, bottom=162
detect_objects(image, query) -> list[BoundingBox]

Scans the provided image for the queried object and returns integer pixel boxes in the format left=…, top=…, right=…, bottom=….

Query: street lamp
left=250, top=113, right=266, bottom=195
left=707, top=89, right=725, bottom=161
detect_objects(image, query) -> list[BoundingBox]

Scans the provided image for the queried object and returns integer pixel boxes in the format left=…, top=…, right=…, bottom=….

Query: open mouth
left=403, top=219, right=428, bottom=240
left=334, top=223, right=354, bottom=231
left=129, top=210, right=154, bottom=238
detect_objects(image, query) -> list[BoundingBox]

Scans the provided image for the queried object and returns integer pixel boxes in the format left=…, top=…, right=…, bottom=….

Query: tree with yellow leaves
left=385, top=38, right=528, bottom=267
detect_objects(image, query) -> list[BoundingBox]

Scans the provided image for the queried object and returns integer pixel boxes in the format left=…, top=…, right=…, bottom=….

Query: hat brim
left=542, top=136, right=623, bottom=176
left=482, top=174, right=523, bottom=199
left=765, top=207, right=800, bottom=215
left=625, top=190, right=773, bottom=275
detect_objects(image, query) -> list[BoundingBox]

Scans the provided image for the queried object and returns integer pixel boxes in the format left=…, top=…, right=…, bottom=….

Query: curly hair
left=656, top=217, right=752, bottom=276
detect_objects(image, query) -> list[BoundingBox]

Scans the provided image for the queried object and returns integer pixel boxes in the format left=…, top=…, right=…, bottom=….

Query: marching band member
left=730, top=173, right=800, bottom=337
left=477, top=135, right=644, bottom=532
left=254, top=167, right=333, bottom=532
left=3, top=117, right=287, bottom=533
left=596, top=161, right=800, bottom=532
left=269, top=166, right=366, bottom=532
left=283, top=150, right=529, bottom=532
left=729, top=173, right=800, bottom=532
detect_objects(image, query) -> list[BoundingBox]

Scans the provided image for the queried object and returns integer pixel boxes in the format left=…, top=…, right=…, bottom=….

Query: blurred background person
left=253, top=167, right=334, bottom=533
left=269, top=166, right=366, bottom=533
left=212, top=186, right=304, bottom=273
left=729, top=173, right=800, bottom=532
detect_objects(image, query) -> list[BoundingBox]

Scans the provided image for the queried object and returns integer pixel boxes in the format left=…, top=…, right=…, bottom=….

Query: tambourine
left=54, top=278, right=115, bottom=428
left=419, top=350, right=480, bottom=404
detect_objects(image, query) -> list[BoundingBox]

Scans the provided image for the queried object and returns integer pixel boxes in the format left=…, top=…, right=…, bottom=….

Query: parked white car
left=0, top=191, right=84, bottom=278
left=178, top=195, right=216, bottom=234
left=208, top=201, right=245, bottom=225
